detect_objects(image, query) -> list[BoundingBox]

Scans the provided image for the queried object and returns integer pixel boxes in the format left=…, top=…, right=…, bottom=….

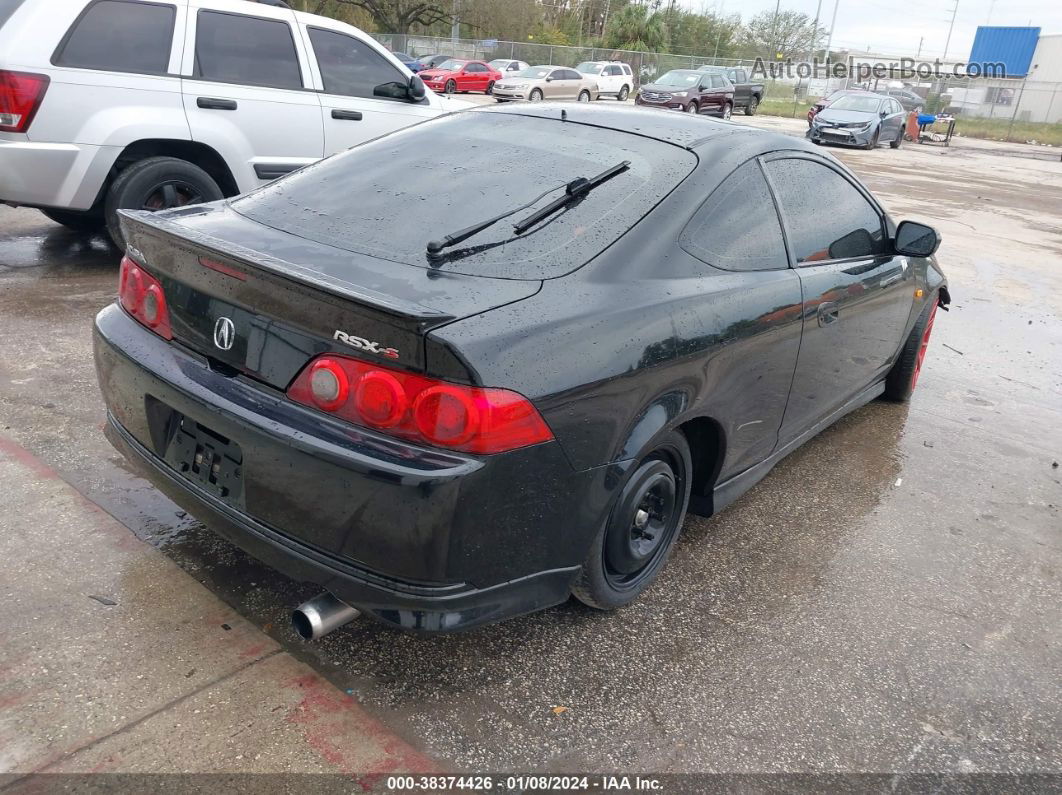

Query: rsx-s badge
left=333, top=329, right=400, bottom=359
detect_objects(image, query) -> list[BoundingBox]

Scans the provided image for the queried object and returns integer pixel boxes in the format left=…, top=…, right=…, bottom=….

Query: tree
left=332, top=0, right=450, bottom=33
left=666, top=10, right=741, bottom=60
left=741, top=9, right=824, bottom=61
left=604, top=4, right=668, bottom=52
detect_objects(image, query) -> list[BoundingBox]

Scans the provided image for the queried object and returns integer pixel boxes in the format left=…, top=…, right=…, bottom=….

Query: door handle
left=817, top=301, right=839, bottom=326
left=197, top=97, right=237, bottom=110
left=331, top=109, right=363, bottom=121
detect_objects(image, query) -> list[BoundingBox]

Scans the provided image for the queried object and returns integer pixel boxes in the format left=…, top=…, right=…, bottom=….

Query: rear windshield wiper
left=426, top=160, right=630, bottom=259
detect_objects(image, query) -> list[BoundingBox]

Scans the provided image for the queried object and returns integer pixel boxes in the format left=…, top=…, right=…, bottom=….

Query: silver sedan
left=493, top=66, right=600, bottom=103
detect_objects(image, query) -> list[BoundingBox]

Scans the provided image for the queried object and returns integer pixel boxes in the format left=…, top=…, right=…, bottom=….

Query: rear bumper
left=93, top=304, right=612, bottom=631
left=0, top=139, right=117, bottom=210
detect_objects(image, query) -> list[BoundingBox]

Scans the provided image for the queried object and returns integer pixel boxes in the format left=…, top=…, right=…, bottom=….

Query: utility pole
left=769, top=0, right=781, bottom=59
left=943, top=0, right=958, bottom=64
left=824, top=0, right=840, bottom=63
left=809, top=0, right=823, bottom=61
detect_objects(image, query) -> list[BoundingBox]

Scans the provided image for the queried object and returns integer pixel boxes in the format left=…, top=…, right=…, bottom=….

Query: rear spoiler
left=119, top=210, right=456, bottom=323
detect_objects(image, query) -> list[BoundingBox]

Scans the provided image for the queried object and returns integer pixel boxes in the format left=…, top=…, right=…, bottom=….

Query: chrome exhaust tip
left=291, top=593, right=360, bottom=640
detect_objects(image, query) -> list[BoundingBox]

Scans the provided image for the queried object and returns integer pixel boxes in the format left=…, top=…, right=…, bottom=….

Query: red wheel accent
left=911, top=302, right=938, bottom=389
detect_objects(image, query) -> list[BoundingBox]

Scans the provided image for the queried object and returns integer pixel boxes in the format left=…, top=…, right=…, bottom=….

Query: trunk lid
left=119, top=205, right=540, bottom=389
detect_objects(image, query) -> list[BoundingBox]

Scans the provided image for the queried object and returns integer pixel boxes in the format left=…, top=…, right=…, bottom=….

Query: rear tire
left=884, top=296, right=939, bottom=401
left=744, top=95, right=759, bottom=115
left=571, top=430, right=692, bottom=610
left=618, top=85, right=630, bottom=101
left=40, top=207, right=105, bottom=232
left=890, top=127, right=903, bottom=149
left=486, top=80, right=494, bottom=95
left=720, top=102, right=732, bottom=120
left=104, top=157, right=223, bottom=249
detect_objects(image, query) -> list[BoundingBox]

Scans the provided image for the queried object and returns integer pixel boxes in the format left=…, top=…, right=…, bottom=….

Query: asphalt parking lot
left=1, top=110, right=1060, bottom=778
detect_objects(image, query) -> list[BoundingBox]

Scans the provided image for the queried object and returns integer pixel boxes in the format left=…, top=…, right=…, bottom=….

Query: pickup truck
left=697, top=66, right=765, bottom=115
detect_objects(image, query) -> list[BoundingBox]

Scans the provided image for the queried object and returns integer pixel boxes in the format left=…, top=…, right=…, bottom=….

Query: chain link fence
left=374, top=34, right=1062, bottom=145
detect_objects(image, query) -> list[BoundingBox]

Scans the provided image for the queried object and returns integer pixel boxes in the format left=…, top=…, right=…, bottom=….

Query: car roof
left=474, top=102, right=811, bottom=154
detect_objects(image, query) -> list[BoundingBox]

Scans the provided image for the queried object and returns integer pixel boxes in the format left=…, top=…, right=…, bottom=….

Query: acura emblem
left=213, top=316, right=235, bottom=351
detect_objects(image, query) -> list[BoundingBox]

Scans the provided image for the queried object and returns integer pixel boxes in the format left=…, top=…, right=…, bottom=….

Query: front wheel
left=884, top=296, right=939, bottom=401
left=529, top=88, right=543, bottom=102
left=104, top=156, right=223, bottom=249
left=571, top=430, right=692, bottom=610
left=578, top=90, right=590, bottom=103
left=40, top=207, right=105, bottom=232
left=744, top=95, right=759, bottom=115
left=618, top=85, right=630, bottom=101
left=864, top=128, right=880, bottom=150
left=445, top=79, right=456, bottom=94
left=485, top=80, right=494, bottom=95
left=685, top=101, right=698, bottom=114
left=720, top=103, right=732, bottom=120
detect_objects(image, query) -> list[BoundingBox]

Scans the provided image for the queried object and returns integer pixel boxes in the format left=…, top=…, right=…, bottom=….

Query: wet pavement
left=1, top=122, right=1060, bottom=775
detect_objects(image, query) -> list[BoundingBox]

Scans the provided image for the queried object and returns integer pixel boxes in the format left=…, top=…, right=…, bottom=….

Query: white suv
left=574, top=61, right=634, bottom=101
left=0, top=0, right=460, bottom=245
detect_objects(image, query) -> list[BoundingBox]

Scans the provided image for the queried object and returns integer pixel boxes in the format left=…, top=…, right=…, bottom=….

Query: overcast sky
left=692, top=0, right=1059, bottom=61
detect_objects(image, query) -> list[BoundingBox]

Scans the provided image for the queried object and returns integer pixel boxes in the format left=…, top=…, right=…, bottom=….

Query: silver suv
left=0, top=0, right=461, bottom=245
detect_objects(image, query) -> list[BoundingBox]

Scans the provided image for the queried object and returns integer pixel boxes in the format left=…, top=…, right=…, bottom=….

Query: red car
left=807, top=88, right=873, bottom=126
left=418, top=59, right=502, bottom=95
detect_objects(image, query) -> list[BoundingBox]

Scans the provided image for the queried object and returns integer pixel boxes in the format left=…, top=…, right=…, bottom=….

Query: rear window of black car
left=231, top=111, right=697, bottom=279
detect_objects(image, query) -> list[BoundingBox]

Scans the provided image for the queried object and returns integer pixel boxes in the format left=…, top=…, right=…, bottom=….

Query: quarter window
left=195, top=11, right=302, bottom=90
left=765, top=158, right=886, bottom=263
left=54, top=0, right=175, bottom=74
left=680, top=160, right=789, bottom=272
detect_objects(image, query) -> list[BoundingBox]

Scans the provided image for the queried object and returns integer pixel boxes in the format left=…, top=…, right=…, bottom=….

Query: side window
left=466, top=63, right=486, bottom=73
left=54, top=0, right=175, bottom=74
left=711, top=74, right=723, bottom=88
left=195, top=11, right=302, bottom=90
left=765, top=158, right=887, bottom=263
left=680, top=160, right=789, bottom=272
left=622, top=64, right=632, bottom=75
left=308, top=27, right=407, bottom=100
left=608, top=65, right=622, bottom=76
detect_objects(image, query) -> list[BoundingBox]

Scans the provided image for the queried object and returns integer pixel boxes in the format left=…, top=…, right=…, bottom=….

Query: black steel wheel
left=571, top=430, right=692, bottom=610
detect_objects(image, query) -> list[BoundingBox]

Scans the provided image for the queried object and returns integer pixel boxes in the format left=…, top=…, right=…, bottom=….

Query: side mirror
left=894, top=220, right=940, bottom=257
left=408, top=74, right=426, bottom=101
left=545, top=76, right=553, bottom=82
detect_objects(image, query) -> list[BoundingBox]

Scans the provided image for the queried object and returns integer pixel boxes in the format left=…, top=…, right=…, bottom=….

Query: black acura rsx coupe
left=93, top=103, right=949, bottom=634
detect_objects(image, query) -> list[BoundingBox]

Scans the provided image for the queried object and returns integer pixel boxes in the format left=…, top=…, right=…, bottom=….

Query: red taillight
left=287, top=355, right=553, bottom=454
left=118, top=256, right=173, bottom=340
left=0, top=71, right=49, bottom=134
